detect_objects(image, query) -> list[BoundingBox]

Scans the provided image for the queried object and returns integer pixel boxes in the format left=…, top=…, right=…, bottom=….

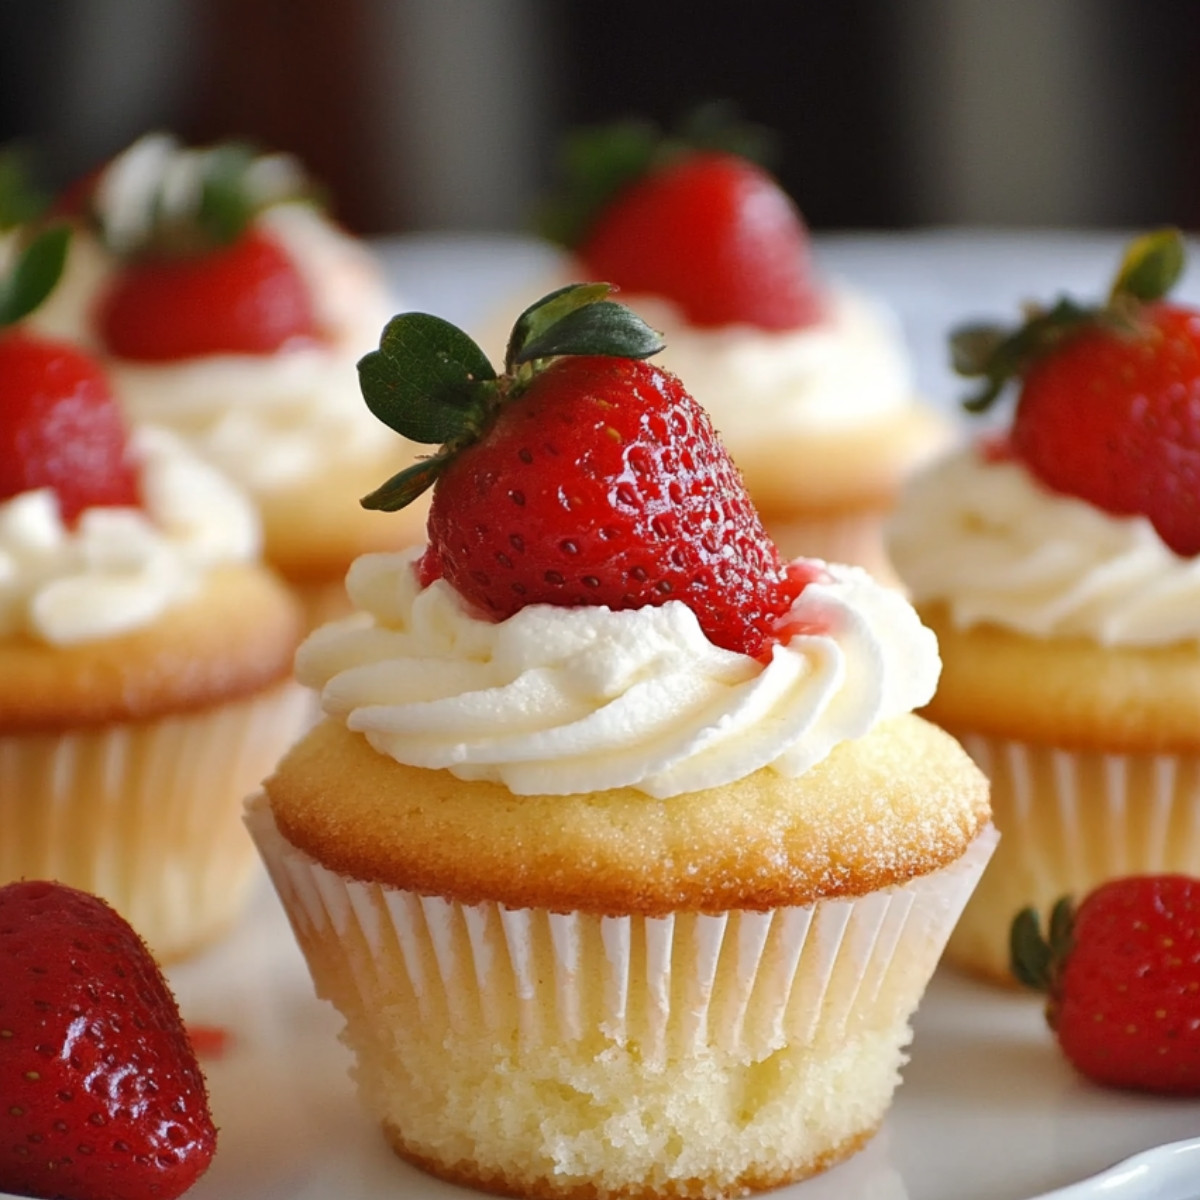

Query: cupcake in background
left=889, top=228, right=1200, bottom=983
left=74, top=133, right=429, bottom=625
left=248, top=285, right=993, bottom=1197
left=0, top=227, right=308, bottom=961
left=482, top=107, right=948, bottom=579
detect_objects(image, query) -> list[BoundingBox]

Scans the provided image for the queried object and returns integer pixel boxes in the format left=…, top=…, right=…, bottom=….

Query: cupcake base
left=248, top=797, right=995, bottom=1198
left=1, top=681, right=309, bottom=961
left=946, top=732, right=1200, bottom=983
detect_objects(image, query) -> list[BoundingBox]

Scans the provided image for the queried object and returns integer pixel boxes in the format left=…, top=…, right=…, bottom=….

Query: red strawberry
left=358, top=283, right=802, bottom=658
left=97, top=226, right=319, bottom=360
left=579, top=152, right=822, bottom=331
left=541, top=114, right=823, bottom=331
left=1011, top=875, right=1200, bottom=1094
left=0, top=880, right=217, bottom=1200
left=0, top=328, right=141, bottom=523
left=954, top=227, right=1200, bottom=557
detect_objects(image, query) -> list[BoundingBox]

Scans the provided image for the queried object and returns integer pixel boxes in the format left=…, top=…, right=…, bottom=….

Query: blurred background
left=2, top=0, right=1199, bottom=237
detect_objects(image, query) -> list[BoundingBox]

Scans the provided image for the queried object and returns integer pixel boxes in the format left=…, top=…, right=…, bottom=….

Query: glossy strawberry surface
left=1051, top=875, right=1200, bottom=1094
left=420, top=354, right=795, bottom=658
left=97, top=226, right=319, bottom=360
left=1012, top=301, right=1200, bottom=556
left=577, top=151, right=823, bottom=332
left=0, top=329, right=140, bottom=522
left=0, top=880, right=216, bottom=1200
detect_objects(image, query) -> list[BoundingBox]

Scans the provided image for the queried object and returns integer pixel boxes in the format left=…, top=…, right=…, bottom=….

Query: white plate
left=151, top=874, right=1200, bottom=1200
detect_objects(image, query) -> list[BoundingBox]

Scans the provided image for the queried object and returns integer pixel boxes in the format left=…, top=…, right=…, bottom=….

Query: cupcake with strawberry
left=0, top=226, right=308, bottom=961
left=505, top=109, right=948, bottom=579
left=247, top=284, right=994, bottom=1197
left=888, top=228, right=1200, bottom=983
left=79, top=133, right=427, bottom=624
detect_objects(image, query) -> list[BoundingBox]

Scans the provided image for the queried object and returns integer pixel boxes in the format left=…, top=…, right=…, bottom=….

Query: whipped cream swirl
left=889, top=447, right=1200, bottom=646
left=298, top=548, right=939, bottom=799
left=0, top=427, right=259, bottom=645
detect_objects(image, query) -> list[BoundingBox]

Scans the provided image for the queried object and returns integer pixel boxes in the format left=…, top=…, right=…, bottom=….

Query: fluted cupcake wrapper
left=249, top=796, right=995, bottom=1198
left=947, top=734, right=1200, bottom=982
left=0, top=681, right=309, bottom=962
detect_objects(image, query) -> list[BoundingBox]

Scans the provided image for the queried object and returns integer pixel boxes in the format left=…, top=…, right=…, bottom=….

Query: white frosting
left=888, top=446, right=1200, bottom=646
left=94, top=134, right=408, bottom=493
left=0, top=426, right=259, bottom=645
left=297, top=548, right=940, bottom=799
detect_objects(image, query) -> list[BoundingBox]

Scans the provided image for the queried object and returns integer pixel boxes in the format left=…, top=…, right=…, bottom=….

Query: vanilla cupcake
left=493, top=113, right=949, bottom=578
left=0, top=270, right=307, bottom=960
left=248, top=287, right=993, bottom=1197
left=888, top=229, right=1200, bottom=983
left=81, top=133, right=428, bottom=625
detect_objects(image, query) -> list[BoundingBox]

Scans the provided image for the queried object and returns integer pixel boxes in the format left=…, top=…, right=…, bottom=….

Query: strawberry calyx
left=0, top=223, right=70, bottom=329
left=1010, top=896, right=1077, bottom=1026
left=953, top=227, right=1186, bottom=414
left=358, top=282, right=665, bottom=511
left=0, top=145, right=48, bottom=231
left=537, top=102, right=776, bottom=250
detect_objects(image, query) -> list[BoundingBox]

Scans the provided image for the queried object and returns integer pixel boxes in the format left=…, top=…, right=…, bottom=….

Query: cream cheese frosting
left=888, top=445, right=1200, bottom=646
left=296, top=547, right=940, bottom=799
left=0, top=426, right=259, bottom=645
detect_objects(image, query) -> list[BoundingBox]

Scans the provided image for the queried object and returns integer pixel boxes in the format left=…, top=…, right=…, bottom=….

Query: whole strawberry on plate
left=68, top=132, right=428, bottom=625
left=248, top=280, right=992, bottom=1199
left=520, top=105, right=947, bottom=575
left=888, top=227, right=1200, bottom=984
left=1012, top=875, right=1200, bottom=1093
left=0, top=879, right=217, bottom=1200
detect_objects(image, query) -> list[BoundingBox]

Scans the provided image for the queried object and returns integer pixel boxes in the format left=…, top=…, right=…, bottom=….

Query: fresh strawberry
left=0, top=227, right=141, bottom=523
left=358, top=282, right=802, bottom=658
left=97, top=226, right=319, bottom=360
left=540, top=112, right=823, bottom=331
left=0, top=880, right=216, bottom=1200
left=954, top=227, right=1200, bottom=557
left=76, top=135, right=321, bottom=361
left=1011, top=875, right=1200, bottom=1094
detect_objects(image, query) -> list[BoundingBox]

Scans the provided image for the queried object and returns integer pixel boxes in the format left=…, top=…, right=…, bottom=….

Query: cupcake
left=248, top=285, right=994, bottom=1197
left=888, top=228, right=1200, bottom=983
left=76, top=133, right=429, bottom=625
left=497, top=111, right=948, bottom=578
left=0, top=231, right=308, bottom=961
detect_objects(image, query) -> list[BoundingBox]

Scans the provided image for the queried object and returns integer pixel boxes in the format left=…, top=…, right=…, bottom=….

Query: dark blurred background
left=2, top=0, right=1199, bottom=236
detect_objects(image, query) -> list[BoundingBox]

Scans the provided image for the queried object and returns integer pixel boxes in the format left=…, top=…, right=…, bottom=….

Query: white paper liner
left=947, top=734, right=1200, bottom=981
left=0, top=682, right=309, bottom=961
left=249, top=798, right=995, bottom=1061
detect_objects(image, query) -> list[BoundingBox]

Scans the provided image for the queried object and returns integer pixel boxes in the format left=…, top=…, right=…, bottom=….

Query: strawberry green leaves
left=0, top=224, right=70, bottom=328
left=359, top=283, right=665, bottom=513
